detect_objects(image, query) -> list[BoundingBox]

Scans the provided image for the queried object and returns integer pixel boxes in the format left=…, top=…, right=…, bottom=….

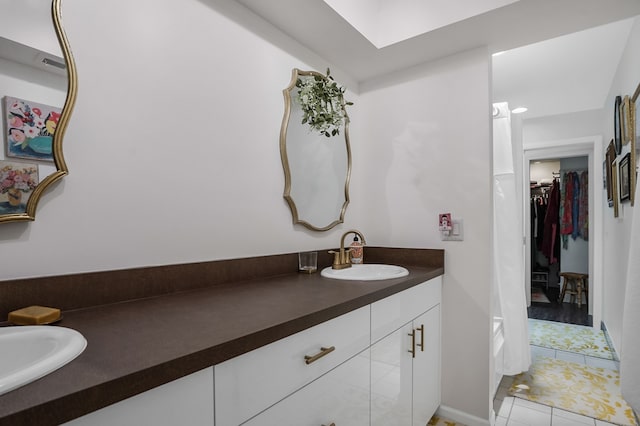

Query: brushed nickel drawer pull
left=408, top=329, right=416, bottom=358
left=416, top=324, right=425, bottom=352
left=305, top=346, right=335, bottom=365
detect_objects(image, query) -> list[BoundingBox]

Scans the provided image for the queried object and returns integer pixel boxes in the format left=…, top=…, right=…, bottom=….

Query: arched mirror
left=280, top=68, right=351, bottom=231
left=0, top=0, right=76, bottom=223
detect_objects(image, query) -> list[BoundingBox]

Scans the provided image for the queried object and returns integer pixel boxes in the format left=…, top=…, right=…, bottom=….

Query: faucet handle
left=328, top=250, right=341, bottom=268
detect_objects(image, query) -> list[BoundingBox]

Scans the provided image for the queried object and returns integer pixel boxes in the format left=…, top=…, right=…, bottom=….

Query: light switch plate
left=441, top=219, right=463, bottom=241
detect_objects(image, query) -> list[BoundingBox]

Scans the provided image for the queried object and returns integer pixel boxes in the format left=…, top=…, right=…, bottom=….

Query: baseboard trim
left=437, top=405, right=491, bottom=426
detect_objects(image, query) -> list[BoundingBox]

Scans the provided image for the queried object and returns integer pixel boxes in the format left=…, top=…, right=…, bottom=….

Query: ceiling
left=236, top=0, right=640, bottom=118
left=492, top=18, right=636, bottom=119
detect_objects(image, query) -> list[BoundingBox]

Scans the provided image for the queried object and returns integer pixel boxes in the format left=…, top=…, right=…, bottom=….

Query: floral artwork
left=0, top=160, right=38, bottom=214
left=4, top=96, right=62, bottom=162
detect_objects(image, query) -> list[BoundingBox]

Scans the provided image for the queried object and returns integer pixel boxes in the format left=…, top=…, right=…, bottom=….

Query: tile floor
left=493, top=345, right=622, bottom=426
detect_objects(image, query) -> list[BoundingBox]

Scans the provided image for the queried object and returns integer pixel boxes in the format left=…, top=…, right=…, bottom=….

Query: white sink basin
left=0, top=326, right=87, bottom=396
left=321, top=264, right=409, bottom=281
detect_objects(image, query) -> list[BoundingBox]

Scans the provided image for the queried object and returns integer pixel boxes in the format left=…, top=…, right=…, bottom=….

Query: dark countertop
left=0, top=249, right=444, bottom=425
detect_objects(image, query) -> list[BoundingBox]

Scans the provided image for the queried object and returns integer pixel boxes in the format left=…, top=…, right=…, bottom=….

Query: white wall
left=0, top=0, right=363, bottom=280
left=524, top=109, right=606, bottom=143
left=601, top=17, right=640, bottom=352
left=359, top=48, right=492, bottom=422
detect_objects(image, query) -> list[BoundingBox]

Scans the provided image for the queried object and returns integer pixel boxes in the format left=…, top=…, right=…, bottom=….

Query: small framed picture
left=614, top=96, right=622, bottom=154
left=622, top=95, right=632, bottom=145
left=0, top=160, right=39, bottom=214
left=620, top=152, right=631, bottom=202
left=613, top=160, right=619, bottom=217
left=4, top=96, right=62, bottom=162
left=606, top=140, right=615, bottom=207
left=439, top=213, right=452, bottom=231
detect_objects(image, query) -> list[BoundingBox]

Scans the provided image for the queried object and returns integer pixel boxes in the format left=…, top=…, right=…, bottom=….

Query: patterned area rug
left=529, top=318, right=614, bottom=359
left=509, top=357, right=637, bottom=426
left=531, top=288, right=551, bottom=304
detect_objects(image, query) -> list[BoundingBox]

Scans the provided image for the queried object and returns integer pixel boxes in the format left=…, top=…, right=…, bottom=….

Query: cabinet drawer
left=371, top=276, right=441, bottom=344
left=215, top=306, right=370, bottom=426
left=243, top=349, right=370, bottom=426
left=63, top=368, right=214, bottom=426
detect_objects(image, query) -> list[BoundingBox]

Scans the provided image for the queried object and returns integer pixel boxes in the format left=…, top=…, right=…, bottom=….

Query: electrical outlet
left=441, top=219, right=463, bottom=241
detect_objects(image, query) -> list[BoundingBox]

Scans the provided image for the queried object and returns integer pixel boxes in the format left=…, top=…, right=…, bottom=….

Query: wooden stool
left=559, top=272, right=588, bottom=307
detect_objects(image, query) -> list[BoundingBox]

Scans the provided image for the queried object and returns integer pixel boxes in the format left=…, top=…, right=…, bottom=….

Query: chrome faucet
left=329, top=230, right=367, bottom=270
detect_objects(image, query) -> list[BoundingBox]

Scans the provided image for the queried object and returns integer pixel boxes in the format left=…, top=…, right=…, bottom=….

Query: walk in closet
left=529, top=157, right=589, bottom=315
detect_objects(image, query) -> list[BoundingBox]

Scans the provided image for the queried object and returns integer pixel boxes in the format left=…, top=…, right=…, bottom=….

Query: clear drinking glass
left=298, top=251, right=318, bottom=273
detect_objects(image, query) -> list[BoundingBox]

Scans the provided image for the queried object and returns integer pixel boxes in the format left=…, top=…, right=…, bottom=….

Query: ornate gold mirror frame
left=280, top=68, right=351, bottom=231
left=0, top=0, right=77, bottom=224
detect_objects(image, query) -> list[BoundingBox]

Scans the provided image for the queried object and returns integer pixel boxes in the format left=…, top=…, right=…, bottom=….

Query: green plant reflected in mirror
left=280, top=68, right=352, bottom=231
left=0, top=0, right=76, bottom=224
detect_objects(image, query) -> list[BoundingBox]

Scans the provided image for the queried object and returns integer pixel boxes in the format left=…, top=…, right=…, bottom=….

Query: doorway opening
left=523, top=136, right=604, bottom=330
left=528, top=157, right=590, bottom=326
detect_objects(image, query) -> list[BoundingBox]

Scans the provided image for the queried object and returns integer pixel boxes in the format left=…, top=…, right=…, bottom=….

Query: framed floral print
left=0, top=160, right=39, bottom=214
left=4, top=96, right=62, bottom=162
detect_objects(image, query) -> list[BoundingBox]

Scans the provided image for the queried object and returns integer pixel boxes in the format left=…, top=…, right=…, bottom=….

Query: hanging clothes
left=571, top=172, right=580, bottom=240
left=560, top=170, right=588, bottom=246
left=541, top=179, right=560, bottom=264
left=560, top=172, right=574, bottom=236
left=536, top=197, right=547, bottom=250
left=579, top=171, right=588, bottom=240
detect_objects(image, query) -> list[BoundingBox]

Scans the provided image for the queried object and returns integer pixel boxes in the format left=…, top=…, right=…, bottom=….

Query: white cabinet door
left=370, top=321, right=413, bottom=426
left=370, top=304, right=441, bottom=426
left=243, top=350, right=370, bottom=426
left=412, top=305, right=441, bottom=426
left=63, top=367, right=214, bottom=426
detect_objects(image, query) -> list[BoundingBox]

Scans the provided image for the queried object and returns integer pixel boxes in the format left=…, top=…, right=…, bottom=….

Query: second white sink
left=0, top=325, right=87, bottom=396
left=321, top=264, right=409, bottom=281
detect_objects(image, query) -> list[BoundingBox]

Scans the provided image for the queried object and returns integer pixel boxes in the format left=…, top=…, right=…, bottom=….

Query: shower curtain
left=621, top=181, right=640, bottom=411
left=492, top=103, right=531, bottom=375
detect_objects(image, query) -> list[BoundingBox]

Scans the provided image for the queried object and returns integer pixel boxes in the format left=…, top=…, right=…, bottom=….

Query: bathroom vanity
left=0, top=248, right=444, bottom=426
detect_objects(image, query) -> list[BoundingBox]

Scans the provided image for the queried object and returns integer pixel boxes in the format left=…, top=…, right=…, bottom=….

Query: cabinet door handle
left=416, top=324, right=425, bottom=352
left=408, top=329, right=416, bottom=358
left=305, top=346, right=335, bottom=365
